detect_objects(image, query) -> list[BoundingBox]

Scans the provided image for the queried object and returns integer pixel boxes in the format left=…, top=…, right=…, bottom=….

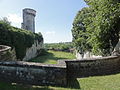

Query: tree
left=0, top=17, right=11, bottom=25
left=72, top=7, right=92, bottom=54
left=72, top=0, right=120, bottom=56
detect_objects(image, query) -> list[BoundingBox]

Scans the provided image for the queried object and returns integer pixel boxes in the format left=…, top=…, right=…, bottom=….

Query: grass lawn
left=29, top=50, right=76, bottom=64
left=1, top=73, right=120, bottom=90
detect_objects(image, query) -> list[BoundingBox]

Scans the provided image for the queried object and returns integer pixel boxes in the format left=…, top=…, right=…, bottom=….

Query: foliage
left=72, top=0, right=120, bottom=56
left=0, top=20, right=43, bottom=60
left=44, top=42, right=74, bottom=51
left=0, top=17, right=11, bottom=25
left=29, top=50, right=75, bottom=64
left=72, top=7, right=92, bottom=54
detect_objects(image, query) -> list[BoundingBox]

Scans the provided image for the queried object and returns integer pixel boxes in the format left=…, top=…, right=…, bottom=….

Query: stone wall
left=112, top=39, right=120, bottom=55
left=76, top=51, right=102, bottom=59
left=23, top=41, right=43, bottom=61
left=1, top=45, right=120, bottom=87
left=0, top=61, right=66, bottom=86
left=0, top=41, right=43, bottom=61
left=66, top=56, right=120, bottom=78
left=76, top=40, right=120, bottom=59
left=0, top=45, right=16, bottom=61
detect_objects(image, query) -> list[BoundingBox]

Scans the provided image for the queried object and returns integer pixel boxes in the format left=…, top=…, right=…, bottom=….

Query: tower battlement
left=23, top=8, right=36, bottom=16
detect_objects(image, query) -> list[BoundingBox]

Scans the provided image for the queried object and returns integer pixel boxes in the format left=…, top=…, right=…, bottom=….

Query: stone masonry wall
left=0, top=56, right=120, bottom=86
left=76, top=51, right=102, bottom=59
left=23, top=41, right=43, bottom=61
left=0, top=61, right=66, bottom=86
left=66, top=56, right=120, bottom=78
left=0, top=45, right=16, bottom=61
left=1, top=45, right=120, bottom=87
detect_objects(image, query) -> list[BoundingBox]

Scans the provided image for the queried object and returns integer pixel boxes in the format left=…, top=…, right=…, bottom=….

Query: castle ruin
left=21, top=8, right=36, bottom=32
left=21, top=8, right=43, bottom=61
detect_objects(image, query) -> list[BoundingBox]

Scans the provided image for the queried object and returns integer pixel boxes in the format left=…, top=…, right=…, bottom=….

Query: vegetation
left=0, top=49, right=120, bottom=90
left=44, top=42, right=74, bottom=52
left=0, top=19, right=43, bottom=60
left=72, top=0, right=120, bottom=56
left=29, top=50, right=75, bottom=64
left=1, top=73, right=120, bottom=90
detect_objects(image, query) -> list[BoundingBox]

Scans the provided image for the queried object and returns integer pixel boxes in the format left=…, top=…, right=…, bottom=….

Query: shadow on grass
left=29, top=51, right=68, bottom=64
left=0, top=81, right=81, bottom=90
left=67, top=78, right=81, bottom=89
left=0, top=81, right=55, bottom=90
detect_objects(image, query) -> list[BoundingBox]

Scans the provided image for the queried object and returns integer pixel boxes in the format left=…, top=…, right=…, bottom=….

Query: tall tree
left=72, top=7, right=92, bottom=54
left=72, top=0, right=120, bottom=56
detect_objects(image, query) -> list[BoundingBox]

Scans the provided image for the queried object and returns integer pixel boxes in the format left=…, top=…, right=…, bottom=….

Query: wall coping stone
left=0, top=61, right=66, bottom=68
left=65, top=55, right=120, bottom=62
left=0, top=45, right=11, bottom=52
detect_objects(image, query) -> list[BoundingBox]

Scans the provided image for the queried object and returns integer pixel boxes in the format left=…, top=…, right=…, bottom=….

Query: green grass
left=29, top=50, right=76, bottom=64
left=1, top=73, right=120, bottom=90
left=79, top=74, right=120, bottom=90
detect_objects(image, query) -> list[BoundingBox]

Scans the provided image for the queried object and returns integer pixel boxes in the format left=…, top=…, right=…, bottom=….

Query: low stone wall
left=112, top=39, right=120, bottom=55
left=66, top=56, right=120, bottom=78
left=1, top=47, right=120, bottom=87
left=0, top=61, right=66, bottom=86
left=76, top=51, right=102, bottom=59
left=0, top=45, right=16, bottom=61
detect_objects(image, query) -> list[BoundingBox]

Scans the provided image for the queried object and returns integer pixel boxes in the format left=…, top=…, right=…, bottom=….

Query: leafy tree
left=72, top=7, right=92, bottom=54
left=72, top=0, right=120, bottom=56
left=0, top=17, right=11, bottom=25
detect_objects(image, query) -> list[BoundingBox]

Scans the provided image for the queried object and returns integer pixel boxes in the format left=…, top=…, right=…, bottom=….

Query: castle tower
left=21, top=8, right=36, bottom=32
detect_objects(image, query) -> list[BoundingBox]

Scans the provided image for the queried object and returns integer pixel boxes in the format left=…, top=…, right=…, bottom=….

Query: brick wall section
left=66, top=56, right=120, bottom=78
left=0, top=61, right=66, bottom=86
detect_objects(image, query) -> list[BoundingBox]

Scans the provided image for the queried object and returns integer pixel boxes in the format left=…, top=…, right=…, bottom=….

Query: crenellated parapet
left=23, top=8, right=36, bottom=16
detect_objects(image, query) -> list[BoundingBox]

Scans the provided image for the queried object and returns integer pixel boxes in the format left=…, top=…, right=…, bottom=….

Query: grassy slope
left=29, top=50, right=76, bottom=64
left=1, top=51, right=120, bottom=90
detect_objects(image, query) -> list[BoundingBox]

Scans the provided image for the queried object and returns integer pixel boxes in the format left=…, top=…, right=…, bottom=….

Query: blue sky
left=0, top=0, right=87, bottom=43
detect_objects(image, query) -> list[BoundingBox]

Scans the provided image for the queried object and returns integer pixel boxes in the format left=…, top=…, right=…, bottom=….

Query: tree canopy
left=72, top=0, right=120, bottom=56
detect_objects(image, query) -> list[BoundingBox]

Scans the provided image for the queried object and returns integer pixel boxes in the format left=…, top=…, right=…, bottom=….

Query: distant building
left=21, top=8, right=36, bottom=32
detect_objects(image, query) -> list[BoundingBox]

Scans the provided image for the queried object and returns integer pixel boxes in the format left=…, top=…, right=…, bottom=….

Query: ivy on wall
left=0, top=20, right=43, bottom=60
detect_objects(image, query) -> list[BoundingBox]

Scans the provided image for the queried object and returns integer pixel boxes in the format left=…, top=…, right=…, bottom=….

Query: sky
left=0, top=0, right=87, bottom=43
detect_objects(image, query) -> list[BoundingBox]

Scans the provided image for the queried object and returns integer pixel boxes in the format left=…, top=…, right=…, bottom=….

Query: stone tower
left=21, top=8, right=36, bottom=32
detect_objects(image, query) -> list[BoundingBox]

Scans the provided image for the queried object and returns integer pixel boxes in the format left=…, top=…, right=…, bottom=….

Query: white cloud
left=39, top=30, right=56, bottom=43
left=6, top=13, right=22, bottom=28
left=46, top=31, right=55, bottom=35
left=7, top=13, right=22, bottom=24
left=37, top=27, right=72, bottom=43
